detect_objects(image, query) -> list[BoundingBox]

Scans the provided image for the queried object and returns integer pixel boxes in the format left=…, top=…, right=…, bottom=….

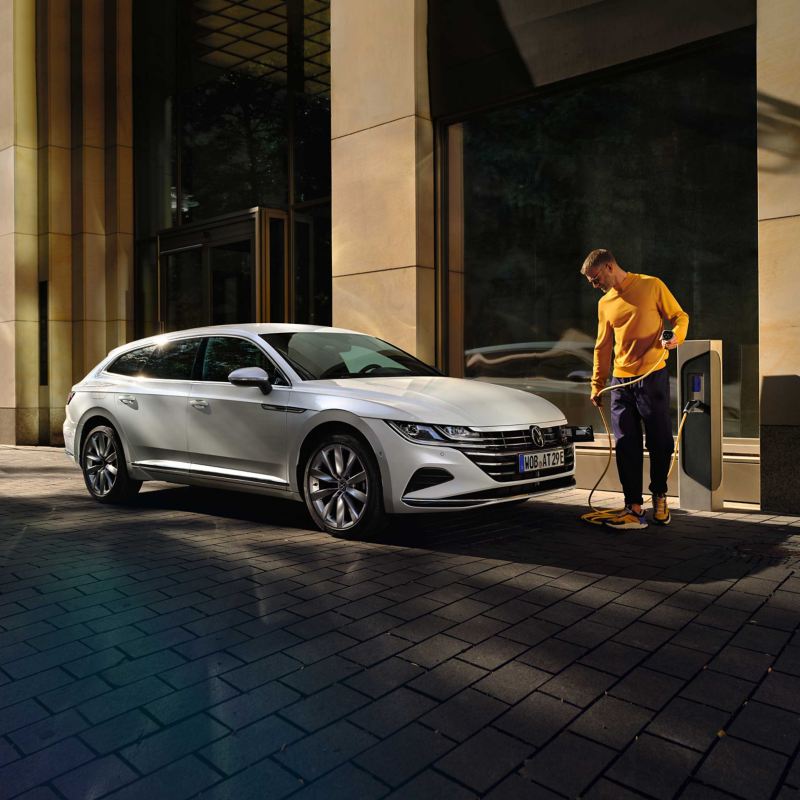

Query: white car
left=64, top=324, right=575, bottom=536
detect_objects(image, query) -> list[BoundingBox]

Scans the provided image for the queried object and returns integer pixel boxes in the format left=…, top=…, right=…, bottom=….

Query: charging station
left=677, top=340, right=723, bottom=511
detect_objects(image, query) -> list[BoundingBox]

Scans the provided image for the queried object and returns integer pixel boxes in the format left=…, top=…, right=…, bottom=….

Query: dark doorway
left=158, top=208, right=288, bottom=332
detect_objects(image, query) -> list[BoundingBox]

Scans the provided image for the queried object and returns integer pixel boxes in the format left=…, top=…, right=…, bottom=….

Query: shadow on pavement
left=4, top=483, right=798, bottom=587
left=1, top=456, right=799, bottom=799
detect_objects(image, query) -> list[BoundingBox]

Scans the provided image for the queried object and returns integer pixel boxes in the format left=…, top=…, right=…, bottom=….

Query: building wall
left=757, top=0, right=800, bottom=512
left=331, top=0, right=799, bottom=512
left=330, top=0, right=435, bottom=363
left=0, top=0, right=133, bottom=446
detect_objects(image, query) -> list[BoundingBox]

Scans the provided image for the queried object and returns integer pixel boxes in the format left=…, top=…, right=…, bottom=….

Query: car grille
left=460, top=425, right=575, bottom=482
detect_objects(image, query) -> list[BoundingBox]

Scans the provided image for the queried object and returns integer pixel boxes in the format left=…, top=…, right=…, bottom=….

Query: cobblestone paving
left=1, top=445, right=799, bottom=800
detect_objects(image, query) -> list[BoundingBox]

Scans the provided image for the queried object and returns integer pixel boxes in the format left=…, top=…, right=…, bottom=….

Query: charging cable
left=580, top=332, right=690, bottom=526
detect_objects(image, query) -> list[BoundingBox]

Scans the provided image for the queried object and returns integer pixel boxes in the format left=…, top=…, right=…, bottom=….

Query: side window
left=142, top=338, right=202, bottom=380
left=201, top=337, right=285, bottom=384
left=107, top=346, right=156, bottom=376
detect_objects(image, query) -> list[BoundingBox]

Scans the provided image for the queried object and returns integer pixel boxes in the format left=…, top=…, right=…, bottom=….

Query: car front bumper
left=363, top=418, right=576, bottom=514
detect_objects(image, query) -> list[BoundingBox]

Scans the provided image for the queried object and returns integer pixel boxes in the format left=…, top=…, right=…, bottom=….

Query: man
left=581, top=249, right=689, bottom=530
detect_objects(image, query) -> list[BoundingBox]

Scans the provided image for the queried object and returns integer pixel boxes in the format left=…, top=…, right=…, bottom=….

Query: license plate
left=518, top=449, right=565, bottom=472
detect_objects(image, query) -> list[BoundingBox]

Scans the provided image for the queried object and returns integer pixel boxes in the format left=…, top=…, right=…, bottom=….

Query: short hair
left=581, top=249, right=616, bottom=275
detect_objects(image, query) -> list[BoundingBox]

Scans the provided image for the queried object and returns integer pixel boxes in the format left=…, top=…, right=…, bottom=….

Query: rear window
left=143, top=338, right=203, bottom=380
left=107, top=346, right=156, bottom=376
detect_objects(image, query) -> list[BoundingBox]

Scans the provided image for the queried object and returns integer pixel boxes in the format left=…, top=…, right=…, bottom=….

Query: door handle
left=190, top=399, right=209, bottom=409
left=118, top=396, right=137, bottom=408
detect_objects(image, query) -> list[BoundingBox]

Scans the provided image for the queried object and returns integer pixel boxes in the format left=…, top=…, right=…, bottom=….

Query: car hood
left=301, top=375, right=566, bottom=427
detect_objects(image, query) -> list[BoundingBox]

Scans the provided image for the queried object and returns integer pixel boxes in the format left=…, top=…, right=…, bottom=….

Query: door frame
left=157, top=207, right=288, bottom=331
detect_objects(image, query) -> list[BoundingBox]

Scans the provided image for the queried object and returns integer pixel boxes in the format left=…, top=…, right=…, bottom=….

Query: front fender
left=288, top=409, right=395, bottom=509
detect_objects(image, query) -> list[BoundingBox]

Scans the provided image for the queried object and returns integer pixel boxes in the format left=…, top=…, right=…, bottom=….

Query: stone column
left=330, top=0, right=435, bottom=362
left=757, top=0, right=800, bottom=512
left=0, top=0, right=39, bottom=444
left=39, top=0, right=73, bottom=444
left=0, top=0, right=134, bottom=445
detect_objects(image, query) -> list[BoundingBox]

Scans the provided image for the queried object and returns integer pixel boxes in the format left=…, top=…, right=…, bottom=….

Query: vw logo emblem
left=530, top=426, right=544, bottom=448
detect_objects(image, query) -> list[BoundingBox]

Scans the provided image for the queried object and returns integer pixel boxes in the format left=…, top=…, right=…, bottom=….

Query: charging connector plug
left=683, top=399, right=706, bottom=414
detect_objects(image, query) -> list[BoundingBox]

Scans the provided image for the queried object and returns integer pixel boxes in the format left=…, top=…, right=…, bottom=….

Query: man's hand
left=591, top=391, right=602, bottom=408
left=662, top=338, right=679, bottom=351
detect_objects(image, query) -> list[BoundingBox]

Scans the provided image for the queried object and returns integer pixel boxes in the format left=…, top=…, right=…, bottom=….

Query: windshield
left=260, top=332, right=441, bottom=380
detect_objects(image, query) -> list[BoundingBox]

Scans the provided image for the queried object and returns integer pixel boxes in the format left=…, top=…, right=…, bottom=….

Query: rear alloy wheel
left=81, top=424, right=141, bottom=504
left=303, top=433, right=384, bottom=537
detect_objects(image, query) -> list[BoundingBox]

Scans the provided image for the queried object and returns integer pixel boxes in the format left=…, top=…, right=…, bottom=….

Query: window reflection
left=210, top=240, right=253, bottom=325
left=449, top=30, right=758, bottom=437
left=134, top=1, right=332, bottom=335
left=143, top=339, right=203, bottom=381
left=180, top=74, right=289, bottom=222
left=108, top=346, right=156, bottom=377
left=201, top=337, right=284, bottom=384
left=293, top=204, right=331, bottom=325
left=164, top=249, right=206, bottom=332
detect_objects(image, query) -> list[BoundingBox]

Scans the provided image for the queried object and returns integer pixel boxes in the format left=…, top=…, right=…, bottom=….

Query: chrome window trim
left=99, top=373, right=194, bottom=385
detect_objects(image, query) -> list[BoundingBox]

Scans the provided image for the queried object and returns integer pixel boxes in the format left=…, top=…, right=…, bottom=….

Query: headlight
left=438, top=425, right=480, bottom=440
left=385, top=421, right=481, bottom=444
left=386, top=421, right=445, bottom=443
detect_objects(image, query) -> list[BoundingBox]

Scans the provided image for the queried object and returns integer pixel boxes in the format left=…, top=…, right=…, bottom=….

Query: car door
left=111, top=337, right=202, bottom=469
left=188, top=335, right=291, bottom=487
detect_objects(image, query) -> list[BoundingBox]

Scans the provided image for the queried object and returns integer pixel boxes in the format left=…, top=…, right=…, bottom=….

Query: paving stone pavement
left=1, top=445, right=799, bottom=800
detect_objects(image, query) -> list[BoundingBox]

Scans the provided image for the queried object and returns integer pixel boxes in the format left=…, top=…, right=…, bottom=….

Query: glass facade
left=444, top=30, right=758, bottom=438
left=133, top=0, right=331, bottom=337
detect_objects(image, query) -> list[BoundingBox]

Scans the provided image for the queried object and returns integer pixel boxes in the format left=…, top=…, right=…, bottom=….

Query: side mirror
left=228, top=366, right=272, bottom=395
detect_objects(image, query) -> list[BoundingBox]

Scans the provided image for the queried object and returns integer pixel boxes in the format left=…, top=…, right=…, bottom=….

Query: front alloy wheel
left=303, top=433, right=384, bottom=536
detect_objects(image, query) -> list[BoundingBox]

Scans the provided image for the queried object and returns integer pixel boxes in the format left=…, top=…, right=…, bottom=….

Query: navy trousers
left=609, top=367, right=673, bottom=507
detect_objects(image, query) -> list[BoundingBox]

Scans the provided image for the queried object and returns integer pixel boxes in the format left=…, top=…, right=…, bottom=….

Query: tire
left=80, top=424, right=142, bottom=504
left=303, top=432, right=385, bottom=537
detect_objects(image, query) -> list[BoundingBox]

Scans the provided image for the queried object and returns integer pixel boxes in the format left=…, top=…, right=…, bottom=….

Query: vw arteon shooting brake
left=64, top=325, right=576, bottom=536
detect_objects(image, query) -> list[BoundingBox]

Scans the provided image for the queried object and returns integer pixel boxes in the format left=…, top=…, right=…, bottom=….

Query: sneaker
left=651, top=493, right=671, bottom=525
left=603, top=506, right=648, bottom=531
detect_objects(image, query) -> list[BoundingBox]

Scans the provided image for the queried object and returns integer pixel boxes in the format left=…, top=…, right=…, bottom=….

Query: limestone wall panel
left=48, top=233, right=72, bottom=321
left=0, top=234, right=13, bottom=323
left=14, top=233, right=38, bottom=322
left=83, top=234, right=107, bottom=322
left=82, top=146, right=106, bottom=235
left=14, top=145, right=38, bottom=235
left=46, top=0, right=71, bottom=149
left=331, top=0, right=419, bottom=139
left=757, top=0, right=800, bottom=220
left=332, top=117, right=419, bottom=277
left=0, top=146, right=15, bottom=236
left=332, top=265, right=434, bottom=358
left=0, top=321, right=15, bottom=407
left=0, top=0, right=12, bottom=151
left=46, top=146, right=72, bottom=235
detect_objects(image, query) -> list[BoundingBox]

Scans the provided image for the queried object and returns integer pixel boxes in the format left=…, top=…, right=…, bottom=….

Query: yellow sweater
left=592, top=273, right=689, bottom=392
